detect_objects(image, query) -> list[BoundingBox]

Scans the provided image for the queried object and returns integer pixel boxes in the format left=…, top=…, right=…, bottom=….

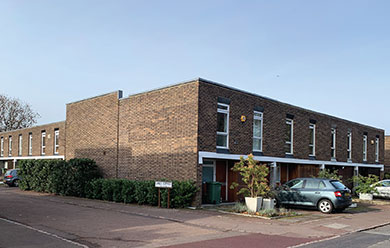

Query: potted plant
left=262, top=189, right=277, bottom=210
left=353, top=174, right=379, bottom=201
left=230, top=154, right=270, bottom=212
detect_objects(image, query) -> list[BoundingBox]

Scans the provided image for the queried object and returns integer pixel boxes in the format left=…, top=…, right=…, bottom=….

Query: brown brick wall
left=65, top=92, right=121, bottom=178
left=198, top=80, right=385, bottom=165
left=0, top=121, right=65, bottom=158
left=385, top=136, right=390, bottom=173
left=117, top=81, right=199, bottom=184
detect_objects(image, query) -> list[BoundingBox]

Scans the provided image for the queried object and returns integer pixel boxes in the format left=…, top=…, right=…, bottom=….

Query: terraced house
left=0, top=78, right=385, bottom=205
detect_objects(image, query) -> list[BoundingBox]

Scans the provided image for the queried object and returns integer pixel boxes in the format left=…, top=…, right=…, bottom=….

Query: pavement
left=1, top=186, right=390, bottom=247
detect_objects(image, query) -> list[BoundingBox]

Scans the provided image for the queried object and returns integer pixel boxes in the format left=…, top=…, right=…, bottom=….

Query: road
left=301, top=224, right=390, bottom=248
left=1, top=186, right=390, bottom=248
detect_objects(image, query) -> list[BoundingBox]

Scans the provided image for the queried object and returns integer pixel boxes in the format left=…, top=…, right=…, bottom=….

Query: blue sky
left=1, top=1, right=389, bottom=133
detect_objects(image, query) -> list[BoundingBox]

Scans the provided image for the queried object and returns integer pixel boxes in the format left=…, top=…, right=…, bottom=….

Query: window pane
left=217, top=113, right=227, bottom=132
left=309, top=145, right=314, bottom=155
left=305, top=180, right=319, bottom=189
left=217, top=104, right=228, bottom=110
left=284, top=143, right=291, bottom=154
left=285, top=124, right=291, bottom=142
left=253, top=119, right=261, bottom=137
left=309, top=128, right=314, bottom=145
left=217, top=134, right=227, bottom=147
left=253, top=138, right=261, bottom=151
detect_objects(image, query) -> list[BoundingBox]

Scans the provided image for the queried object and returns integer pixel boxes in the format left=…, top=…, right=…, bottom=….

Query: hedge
left=18, top=159, right=198, bottom=208
left=84, top=178, right=198, bottom=208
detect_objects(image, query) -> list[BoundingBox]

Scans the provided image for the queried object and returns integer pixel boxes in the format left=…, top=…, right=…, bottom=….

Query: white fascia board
left=198, top=151, right=384, bottom=170
left=0, top=155, right=64, bottom=161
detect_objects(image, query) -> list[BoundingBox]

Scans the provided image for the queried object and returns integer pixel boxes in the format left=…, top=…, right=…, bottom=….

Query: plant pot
left=262, top=198, right=275, bottom=210
left=245, top=197, right=262, bottom=212
left=359, top=193, right=373, bottom=201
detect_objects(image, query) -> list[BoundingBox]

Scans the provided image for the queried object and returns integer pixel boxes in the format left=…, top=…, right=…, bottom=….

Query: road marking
left=0, top=217, right=88, bottom=248
left=323, top=223, right=350, bottom=229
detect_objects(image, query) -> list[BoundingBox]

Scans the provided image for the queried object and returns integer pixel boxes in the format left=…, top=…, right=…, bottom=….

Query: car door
left=279, top=179, right=305, bottom=205
left=299, top=179, right=322, bottom=206
left=377, top=181, right=390, bottom=198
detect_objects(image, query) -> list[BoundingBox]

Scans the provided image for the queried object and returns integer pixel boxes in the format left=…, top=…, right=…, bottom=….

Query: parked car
left=4, top=169, right=20, bottom=187
left=372, top=180, right=390, bottom=199
left=276, top=178, right=352, bottom=214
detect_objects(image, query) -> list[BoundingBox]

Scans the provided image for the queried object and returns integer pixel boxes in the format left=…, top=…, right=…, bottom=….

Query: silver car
left=373, top=180, right=390, bottom=199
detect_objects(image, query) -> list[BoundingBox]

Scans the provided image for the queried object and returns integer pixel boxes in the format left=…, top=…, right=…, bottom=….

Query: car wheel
left=13, top=180, right=19, bottom=187
left=318, top=199, right=333, bottom=214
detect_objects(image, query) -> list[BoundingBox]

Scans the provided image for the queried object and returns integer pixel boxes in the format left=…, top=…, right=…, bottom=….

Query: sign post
left=155, top=181, right=173, bottom=208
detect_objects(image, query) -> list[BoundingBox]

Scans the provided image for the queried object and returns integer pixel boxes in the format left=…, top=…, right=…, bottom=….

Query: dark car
left=4, top=169, right=20, bottom=187
left=276, top=178, right=352, bottom=214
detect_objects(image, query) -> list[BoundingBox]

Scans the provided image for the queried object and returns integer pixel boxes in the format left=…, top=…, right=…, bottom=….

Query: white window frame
left=41, top=131, right=46, bottom=155
left=347, top=131, right=352, bottom=161
left=216, top=103, right=229, bottom=149
left=375, top=137, right=379, bottom=162
left=18, top=134, right=22, bottom=156
left=309, top=123, right=316, bottom=156
left=28, top=133, right=32, bottom=156
left=285, top=118, right=294, bottom=155
left=0, top=137, right=3, bottom=157
left=54, top=130, right=59, bottom=155
left=331, top=128, right=336, bottom=159
left=8, top=136, right=12, bottom=156
left=253, top=111, right=263, bottom=152
left=363, top=135, right=367, bottom=162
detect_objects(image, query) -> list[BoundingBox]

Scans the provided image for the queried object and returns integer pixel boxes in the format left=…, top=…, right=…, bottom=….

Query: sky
left=0, top=1, right=389, bottom=133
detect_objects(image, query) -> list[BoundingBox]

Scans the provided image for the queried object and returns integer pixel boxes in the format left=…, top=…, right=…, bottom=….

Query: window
left=0, top=137, right=3, bottom=157
left=41, top=131, right=46, bottom=155
left=28, top=133, right=32, bottom=156
left=347, top=131, right=352, bottom=161
left=285, top=118, right=293, bottom=154
left=54, top=129, right=59, bottom=155
left=375, top=137, right=379, bottom=162
left=331, top=128, right=336, bottom=159
left=18, top=134, right=22, bottom=156
left=286, top=179, right=304, bottom=189
left=309, top=123, right=316, bottom=156
left=363, top=135, right=367, bottom=162
left=253, top=111, right=263, bottom=152
left=8, top=136, right=12, bottom=156
left=216, top=103, right=229, bottom=149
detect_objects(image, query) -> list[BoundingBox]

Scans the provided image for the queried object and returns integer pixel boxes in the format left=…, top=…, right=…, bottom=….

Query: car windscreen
left=330, top=180, right=347, bottom=189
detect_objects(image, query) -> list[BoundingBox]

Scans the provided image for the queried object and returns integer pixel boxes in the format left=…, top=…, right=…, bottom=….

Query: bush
left=317, top=169, right=343, bottom=181
left=18, top=158, right=102, bottom=197
left=353, top=174, right=379, bottom=194
left=18, top=159, right=198, bottom=208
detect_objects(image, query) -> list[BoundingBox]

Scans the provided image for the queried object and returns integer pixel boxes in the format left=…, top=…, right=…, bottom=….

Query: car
left=3, top=169, right=20, bottom=187
left=276, top=178, right=352, bottom=214
left=372, top=180, right=390, bottom=199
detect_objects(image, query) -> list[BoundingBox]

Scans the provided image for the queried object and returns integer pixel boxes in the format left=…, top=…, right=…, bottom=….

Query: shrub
left=317, top=169, right=343, bottom=181
left=161, top=180, right=198, bottom=208
left=353, top=174, right=379, bottom=194
left=122, top=180, right=136, bottom=203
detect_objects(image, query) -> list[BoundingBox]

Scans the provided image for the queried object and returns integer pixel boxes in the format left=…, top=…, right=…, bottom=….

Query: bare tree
left=0, top=94, right=40, bottom=132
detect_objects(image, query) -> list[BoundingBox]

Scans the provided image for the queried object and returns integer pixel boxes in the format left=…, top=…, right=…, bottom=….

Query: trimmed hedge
left=84, top=179, right=197, bottom=208
left=18, top=159, right=198, bottom=208
left=18, top=158, right=102, bottom=196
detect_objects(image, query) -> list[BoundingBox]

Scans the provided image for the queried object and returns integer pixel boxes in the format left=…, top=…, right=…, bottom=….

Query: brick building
left=385, top=136, right=390, bottom=174
left=0, top=78, right=385, bottom=205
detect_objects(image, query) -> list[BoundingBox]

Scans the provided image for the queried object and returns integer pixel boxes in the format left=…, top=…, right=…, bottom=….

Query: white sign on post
left=155, top=181, right=173, bottom=188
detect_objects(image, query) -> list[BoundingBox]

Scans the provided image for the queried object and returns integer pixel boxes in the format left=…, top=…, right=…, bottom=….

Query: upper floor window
left=285, top=118, right=293, bottom=155
left=8, top=136, right=12, bottom=156
left=0, top=137, right=3, bottom=157
left=375, top=137, right=379, bottom=162
left=253, top=111, right=263, bottom=152
left=216, top=103, right=229, bottom=149
left=347, top=131, right=352, bottom=161
left=309, top=123, right=316, bottom=156
left=18, top=134, right=22, bottom=156
left=41, top=131, right=46, bottom=155
left=54, top=129, right=59, bottom=155
left=363, top=135, right=367, bottom=162
left=28, top=133, right=32, bottom=156
left=331, top=128, right=336, bottom=159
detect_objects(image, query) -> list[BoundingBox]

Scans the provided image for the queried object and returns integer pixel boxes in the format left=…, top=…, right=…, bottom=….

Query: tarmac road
left=301, top=224, right=390, bottom=248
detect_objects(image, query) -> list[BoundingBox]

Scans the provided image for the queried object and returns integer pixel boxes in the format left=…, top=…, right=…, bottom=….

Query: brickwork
left=198, top=80, right=385, bottom=165
left=385, top=136, right=390, bottom=173
left=118, top=81, right=199, bottom=184
left=65, top=92, right=121, bottom=178
left=0, top=121, right=65, bottom=158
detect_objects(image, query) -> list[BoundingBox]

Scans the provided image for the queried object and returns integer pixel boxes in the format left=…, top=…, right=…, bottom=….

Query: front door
left=216, top=160, right=227, bottom=202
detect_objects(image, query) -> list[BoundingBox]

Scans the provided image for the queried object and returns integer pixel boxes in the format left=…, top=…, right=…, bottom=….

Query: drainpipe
left=320, top=164, right=325, bottom=171
left=270, top=162, right=277, bottom=188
